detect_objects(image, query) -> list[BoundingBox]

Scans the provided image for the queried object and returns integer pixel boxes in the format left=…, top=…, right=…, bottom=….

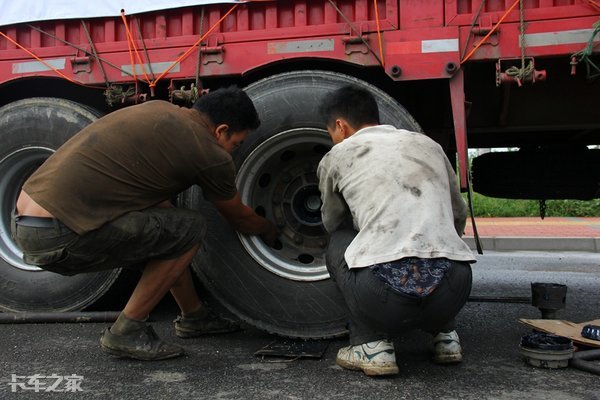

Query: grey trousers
left=326, top=230, right=473, bottom=345
left=11, top=207, right=206, bottom=276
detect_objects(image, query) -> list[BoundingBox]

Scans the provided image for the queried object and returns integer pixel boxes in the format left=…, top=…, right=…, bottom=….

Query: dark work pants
left=11, top=208, right=206, bottom=276
left=326, top=230, right=473, bottom=345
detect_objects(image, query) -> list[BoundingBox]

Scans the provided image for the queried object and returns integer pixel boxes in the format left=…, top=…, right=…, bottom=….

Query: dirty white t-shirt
left=317, top=125, right=475, bottom=269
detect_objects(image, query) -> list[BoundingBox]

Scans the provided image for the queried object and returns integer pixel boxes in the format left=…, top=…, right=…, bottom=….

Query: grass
left=464, top=192, right=600, bottom=217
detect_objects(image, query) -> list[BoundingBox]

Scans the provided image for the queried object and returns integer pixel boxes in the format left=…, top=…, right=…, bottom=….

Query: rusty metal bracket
left=342, top=35, right=370, bottom=55
left=496, top=57, right=547, bottom=87
left=201, top=34, right=225, bottom=65
left=473, top=14, right=499, bottom=46
left=104, top=85, right=147, bottom=106
left=169, top=80, right=209, bottom=105
left=70, top=53, right=92, bottom=74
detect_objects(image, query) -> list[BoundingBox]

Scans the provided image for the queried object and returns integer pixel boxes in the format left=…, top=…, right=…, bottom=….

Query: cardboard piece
left=519, top=319, right=600, bottom=348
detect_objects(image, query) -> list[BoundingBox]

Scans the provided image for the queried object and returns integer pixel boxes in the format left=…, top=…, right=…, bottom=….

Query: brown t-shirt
left=23, top=100, right=237, bottom=234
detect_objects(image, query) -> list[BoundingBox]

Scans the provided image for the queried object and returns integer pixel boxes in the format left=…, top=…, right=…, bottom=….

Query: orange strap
left=148, top=3, right=239, bottom=88
left=587, top=0, right=600, bottom=11
left=120, top=10, right=152, bottom=85
left=373, top=0, right=384, bottom=67
left=461, top=0, right=521, bottom=64
left=0, top=4, right=240, bottom=92
left=0, top=31, right=106, bottom=90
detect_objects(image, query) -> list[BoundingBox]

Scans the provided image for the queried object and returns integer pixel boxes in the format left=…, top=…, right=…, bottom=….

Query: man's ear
left=337, top=118, right=355, bottom=138
left=215, top=124, right=229, bottom=139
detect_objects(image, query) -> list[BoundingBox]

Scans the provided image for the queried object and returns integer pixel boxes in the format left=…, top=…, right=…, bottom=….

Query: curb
left=463, top=237, right=600, bottom=253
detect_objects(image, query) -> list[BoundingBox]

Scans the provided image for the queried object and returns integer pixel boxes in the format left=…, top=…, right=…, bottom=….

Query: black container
left=520, top=333, right=573, bottom=351
left=531, top=282, right=567, bottom=319
left=519, top=333, right=574, bottom=369
left=581, top=325, right=600, bottom=341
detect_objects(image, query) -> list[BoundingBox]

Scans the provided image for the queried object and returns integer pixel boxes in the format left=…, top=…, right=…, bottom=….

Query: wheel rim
left=0, top=146, right=53, bottom=272
left=236, top=128, right=332, bottom=281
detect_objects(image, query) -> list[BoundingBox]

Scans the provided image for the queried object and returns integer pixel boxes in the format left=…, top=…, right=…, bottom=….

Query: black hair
left=192, top=86, right=260, bottom=134
left=319, top=85, right=380, bottom=129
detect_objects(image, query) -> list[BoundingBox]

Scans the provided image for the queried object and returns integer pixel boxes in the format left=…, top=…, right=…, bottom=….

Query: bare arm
left=317, top=157, right=350, bottom=233
left=212, top=192, right=278, bottom=245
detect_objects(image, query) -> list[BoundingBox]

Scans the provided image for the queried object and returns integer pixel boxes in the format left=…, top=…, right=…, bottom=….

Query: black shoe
left=100, top=325, right=184, bottom=360
left=174, top=312, right=240, bottom=338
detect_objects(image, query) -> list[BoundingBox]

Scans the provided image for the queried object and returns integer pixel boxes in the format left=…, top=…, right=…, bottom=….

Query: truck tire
left=0, top=97, right=121, bottom=312
left=183, top=71, right=422, bottom=338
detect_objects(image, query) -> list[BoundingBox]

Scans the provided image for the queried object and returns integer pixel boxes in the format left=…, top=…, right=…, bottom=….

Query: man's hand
left=213, top=193, right=280, bottom=246
left=260, top=220, right=280, bottom=248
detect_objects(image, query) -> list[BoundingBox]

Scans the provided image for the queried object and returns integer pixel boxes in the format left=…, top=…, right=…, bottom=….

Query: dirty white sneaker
left=336, top=339, right=399, bottom=376
left=433, top=330, right=463, bottom=364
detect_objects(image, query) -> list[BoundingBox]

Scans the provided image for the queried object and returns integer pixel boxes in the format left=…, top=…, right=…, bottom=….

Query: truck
left=0, top=0, right=598, bottom=338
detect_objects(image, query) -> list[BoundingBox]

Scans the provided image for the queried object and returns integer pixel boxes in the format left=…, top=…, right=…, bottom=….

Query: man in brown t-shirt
left=11, top=87, right=278, bottom=360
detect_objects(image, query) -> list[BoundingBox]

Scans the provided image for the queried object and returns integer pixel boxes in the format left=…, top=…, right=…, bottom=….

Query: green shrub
left=463, top=192, right=600, bottom=217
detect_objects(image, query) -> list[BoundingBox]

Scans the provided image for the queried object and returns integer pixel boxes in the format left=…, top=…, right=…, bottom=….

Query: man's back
left=24, top=100, right=235, bottom=234
left=318, top=125, right=474, bottom=268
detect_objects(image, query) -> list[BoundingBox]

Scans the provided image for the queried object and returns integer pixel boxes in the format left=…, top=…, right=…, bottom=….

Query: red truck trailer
left=0, top=0, right=598, bottom=338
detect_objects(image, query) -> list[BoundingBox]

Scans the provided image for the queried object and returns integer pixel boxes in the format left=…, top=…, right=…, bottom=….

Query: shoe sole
left=336, top=359, right=399, bottom=376
left=101, top=343, right=184, bottom=361
left=434, top=353, right=463, bottom=364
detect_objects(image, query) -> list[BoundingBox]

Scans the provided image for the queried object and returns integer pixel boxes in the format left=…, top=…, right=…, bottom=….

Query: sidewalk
left=463, top=217, right=600, bottom=253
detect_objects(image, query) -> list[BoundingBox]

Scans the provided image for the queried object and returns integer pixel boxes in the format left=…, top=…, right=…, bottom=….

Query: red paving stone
left=464, top=217, right=600, bottom=238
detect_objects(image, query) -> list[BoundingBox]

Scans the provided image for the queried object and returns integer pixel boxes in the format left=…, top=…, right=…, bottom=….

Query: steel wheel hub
left=236, top=128, right=332, bottom=281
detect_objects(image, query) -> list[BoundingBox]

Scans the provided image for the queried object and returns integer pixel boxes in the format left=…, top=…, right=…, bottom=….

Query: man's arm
left=212, top=192, right=278, bottom=245
left=317, top=161, right=350, bottom=233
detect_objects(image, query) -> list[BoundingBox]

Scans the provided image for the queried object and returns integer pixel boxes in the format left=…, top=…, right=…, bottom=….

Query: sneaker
left=100, top=325, right=184, bottom=361
left=336, top=339, right=399, bottom=376
left=174, top=312, right=240, bottom=338
left=433, top=330, right=463, bottom=364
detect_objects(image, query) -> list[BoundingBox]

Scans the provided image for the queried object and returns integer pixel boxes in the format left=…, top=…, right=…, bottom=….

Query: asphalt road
left=1, top=251, right=599, bottom=400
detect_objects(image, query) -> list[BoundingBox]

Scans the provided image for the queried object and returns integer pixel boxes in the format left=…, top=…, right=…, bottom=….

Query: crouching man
left=317, top=85, right=475, bottom=376
left=11, top=87, right=278, bottom=360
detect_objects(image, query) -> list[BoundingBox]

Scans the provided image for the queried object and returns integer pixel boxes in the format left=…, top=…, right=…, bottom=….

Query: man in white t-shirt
left=317, top=85, right=475, bottom=376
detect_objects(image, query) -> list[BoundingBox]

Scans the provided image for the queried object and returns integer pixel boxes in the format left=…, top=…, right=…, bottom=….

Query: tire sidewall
left=0, top=97, right=120, bottom=312
left=238, top=70, right=422, bottom=164
left=188, top=71, right=422, bottom=338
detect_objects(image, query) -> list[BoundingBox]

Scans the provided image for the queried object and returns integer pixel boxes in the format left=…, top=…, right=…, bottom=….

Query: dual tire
left=0, top=98, right=121, bottom=312
left=185, top=71, right=422, bottom=338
